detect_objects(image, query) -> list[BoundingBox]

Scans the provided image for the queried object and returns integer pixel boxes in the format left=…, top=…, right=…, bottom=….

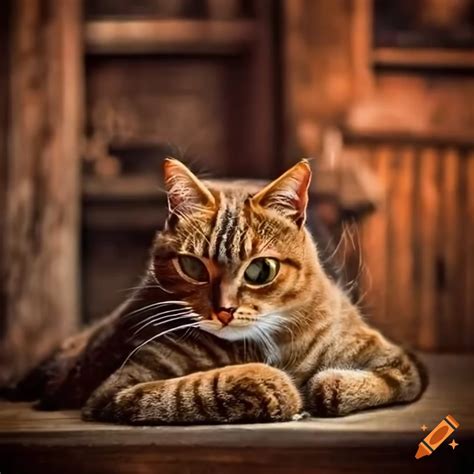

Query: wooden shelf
left=82, top=173, right=375, bottom=226
left=109, top=139, right=169, bottom=150
left=1, top=354, right=473, bottom=473
left=342, top=126, right=474, bottom=148
left=83, top=176, right=165, bottom=201
left=82, top=176, right=166, bottom=230
left=372, top=47, right=474, bottom=69
left=85, top=19, right=258, bottom=55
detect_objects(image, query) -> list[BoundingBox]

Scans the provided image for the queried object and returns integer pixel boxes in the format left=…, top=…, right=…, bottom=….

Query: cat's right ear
left=250, top=160, right=311, bottom=227
left=163, top=158, right=216, bottom=214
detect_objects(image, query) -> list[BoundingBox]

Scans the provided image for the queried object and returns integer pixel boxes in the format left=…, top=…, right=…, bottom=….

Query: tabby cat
left=7, top=159, right=426, bottom=424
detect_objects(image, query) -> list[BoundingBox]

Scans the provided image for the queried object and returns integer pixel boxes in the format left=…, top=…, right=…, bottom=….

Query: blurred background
left=0, top=0, right=473, bottom=385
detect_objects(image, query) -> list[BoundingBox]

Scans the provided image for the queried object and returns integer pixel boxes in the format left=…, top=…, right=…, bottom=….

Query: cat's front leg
left=304, top=350, right=425, bottom=417
left=83, top=363, right=302, bottom=424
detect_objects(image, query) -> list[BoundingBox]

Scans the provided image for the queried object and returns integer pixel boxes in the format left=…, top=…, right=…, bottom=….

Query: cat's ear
left=251, top=159, right=312, bottom=227
left=163, top=158, right=216, bottom=213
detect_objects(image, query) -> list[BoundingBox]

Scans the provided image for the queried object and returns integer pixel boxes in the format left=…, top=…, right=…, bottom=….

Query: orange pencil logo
left=415, top=414, right=460, bottom=459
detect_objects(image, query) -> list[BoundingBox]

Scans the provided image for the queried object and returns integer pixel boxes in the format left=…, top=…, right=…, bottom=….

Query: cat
left=5, top=158, right=426, bottom=424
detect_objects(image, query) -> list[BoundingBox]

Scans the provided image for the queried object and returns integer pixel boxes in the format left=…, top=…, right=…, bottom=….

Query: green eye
left=178, top=255, right=209, bottom=283
left=244, top=258, right=280, bottom=285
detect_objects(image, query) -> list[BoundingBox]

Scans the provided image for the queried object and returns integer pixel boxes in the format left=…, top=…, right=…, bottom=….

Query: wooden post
left=0, top=0, right=83, bottom=385
left=0, top=2, right=10, bottom=337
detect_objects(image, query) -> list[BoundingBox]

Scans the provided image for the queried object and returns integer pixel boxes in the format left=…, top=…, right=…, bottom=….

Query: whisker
left=131, top=312, right=196, bottom=337
left=123, top=300, right=189, bottom=320
left=117, top=284, right=163, bottom=294
left=254, top=325, right=279, bottom=364
left=129, top=307, right=193, bottom=329
left=119, top=321, right=201, bottom=371
left=165, top=326, right=197, bottom=346
left=130, top=311, right=194, bottom=336
left=260, top=316, right=294, bottom=341
left=147, top=272, right=175, bottom=294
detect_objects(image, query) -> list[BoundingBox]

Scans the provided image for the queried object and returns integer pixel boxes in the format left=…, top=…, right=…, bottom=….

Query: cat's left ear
left=250, top=159, right=312, bottom=227
left=163, top=158, right=216, bottom=213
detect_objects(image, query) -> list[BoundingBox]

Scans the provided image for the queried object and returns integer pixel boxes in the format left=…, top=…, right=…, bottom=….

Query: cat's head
left=151, top=158, right=322, bottom=341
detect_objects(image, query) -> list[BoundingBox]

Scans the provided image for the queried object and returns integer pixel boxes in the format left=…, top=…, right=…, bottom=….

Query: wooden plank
left=84, top=176, right=166, bottom=200
left=0, top=0, right=83, bottom=385
left=343, top=129, right=474, bottom=149
left=2, top=355, right=473, bottom=440
left=85, top=20, right=258, bottom=55
left=386, top=146, right=415, bottom=344
left=359, top=146, right=390, bottom=330
left=372, top=47, right=474, bottom=69
left=353, top=142, right=474, bottom=352
left=465, top=152, right=474, bottom=351
left=438, top=149, right=460, bottom=350
left=0, top=354, right=472, bottom=474
left=350, top=0, right=373, bottom=99
left=415, top=148, right=438, bottom=350
left=0, top=0, right=10, bottom=332
left=0, top=443, right=468, bottom=474
left=455, top=152, right=469, bottom=352
left=247, top=0, right=277, bottom=174
left=345, top=75, right=474, bottom=145
left=282, top=0, right=354, bottom=159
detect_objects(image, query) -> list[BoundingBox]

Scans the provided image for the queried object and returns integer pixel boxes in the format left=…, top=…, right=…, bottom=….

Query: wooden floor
left=1, top=354, right=473, bottom=474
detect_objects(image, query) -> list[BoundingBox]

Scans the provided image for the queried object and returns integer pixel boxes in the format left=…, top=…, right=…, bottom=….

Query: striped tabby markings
left=212, top=372, right=228, bottom=419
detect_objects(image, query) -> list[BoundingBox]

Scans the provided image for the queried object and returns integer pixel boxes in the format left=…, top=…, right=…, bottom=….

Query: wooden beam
left=372, top=48, right=474, bottom=70
left=282, top=0, right=355, bottom=159
left=0, top=0, right=83, bottom=385
left=85, top=19, right=257, bottom=55
left=0, top=1, right=11, bottom=337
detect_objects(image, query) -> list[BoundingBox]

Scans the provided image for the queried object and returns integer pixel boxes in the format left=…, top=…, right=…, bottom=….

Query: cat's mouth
left=199, top=318, right=259, bottom=340
left=198, top=310, right=285, bottom=342
left=201, top=317, right=257, bottom=329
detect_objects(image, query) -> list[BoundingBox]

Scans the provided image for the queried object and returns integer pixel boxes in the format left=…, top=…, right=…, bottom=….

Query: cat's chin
left=198, top=320, right=259, bottom=341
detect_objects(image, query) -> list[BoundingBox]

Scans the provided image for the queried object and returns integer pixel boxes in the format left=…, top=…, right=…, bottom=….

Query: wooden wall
left=0, top=0, right=10, bottom=336
left=284, top=0, right=474, bottom=352
left=354, top=143, right=474, bottom=352
left=0, top=0, right=83, bottom=385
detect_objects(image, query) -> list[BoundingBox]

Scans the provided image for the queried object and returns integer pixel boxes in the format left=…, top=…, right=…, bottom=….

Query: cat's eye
left=177, top=255, right=209, bottom=283
left=244, top=258, right=280, bottom=285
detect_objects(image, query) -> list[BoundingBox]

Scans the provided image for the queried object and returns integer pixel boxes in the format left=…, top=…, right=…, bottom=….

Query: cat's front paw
left=219, top=363, right=302, bottom=423
left=83, top=363, right=302, bottom=425
left=305, top=369, right=367, bottom=417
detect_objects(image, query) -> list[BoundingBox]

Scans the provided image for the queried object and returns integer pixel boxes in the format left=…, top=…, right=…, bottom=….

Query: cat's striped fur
left=8, top=159, right=426, bottom=423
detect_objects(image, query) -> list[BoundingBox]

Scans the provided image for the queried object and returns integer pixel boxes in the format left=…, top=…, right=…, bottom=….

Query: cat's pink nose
left=216, top=309, right=234, bottom=326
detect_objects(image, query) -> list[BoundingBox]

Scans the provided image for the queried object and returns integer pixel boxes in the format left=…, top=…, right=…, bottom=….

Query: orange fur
left=10, top=159, right=426, bottom=423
